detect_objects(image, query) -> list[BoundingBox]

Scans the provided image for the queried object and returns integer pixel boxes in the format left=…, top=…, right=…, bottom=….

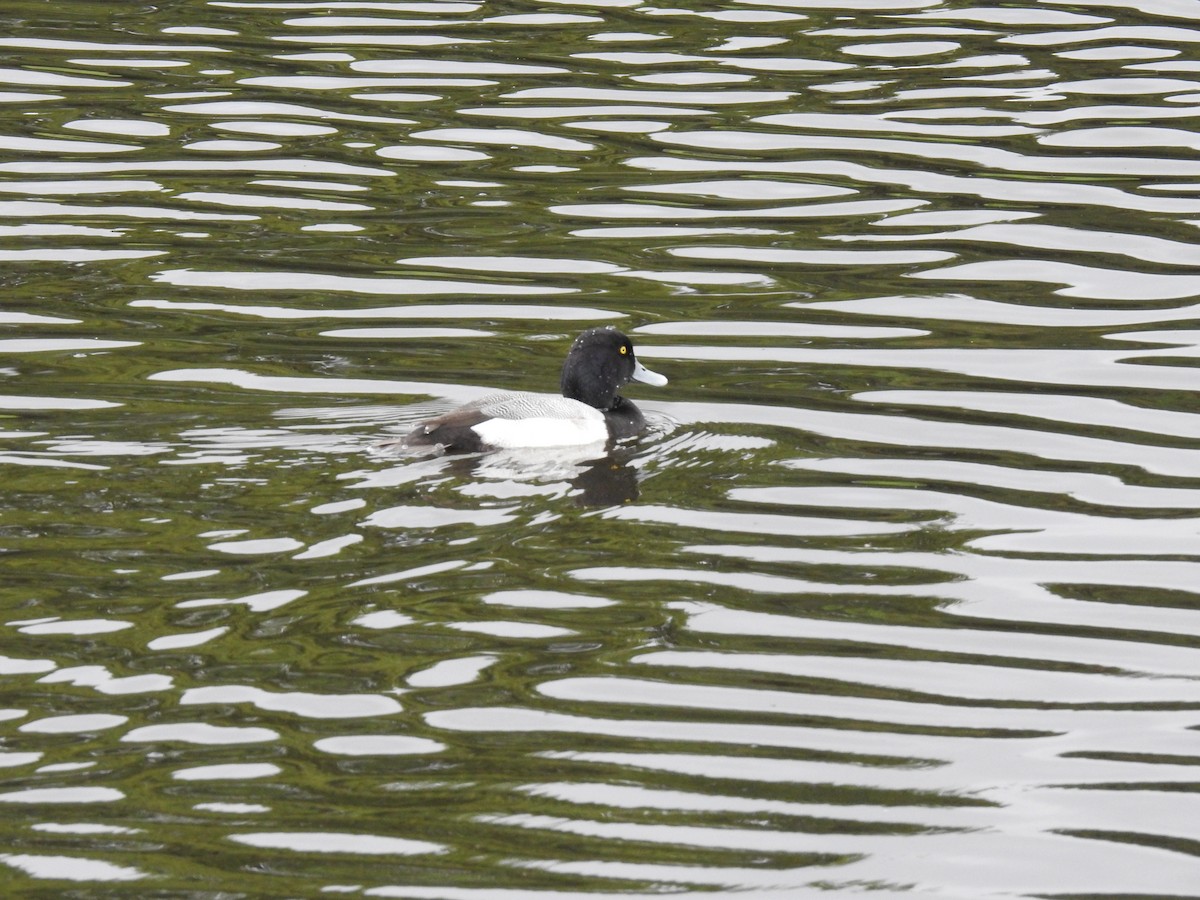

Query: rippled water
left=2, top=0, right=1200, bottom=895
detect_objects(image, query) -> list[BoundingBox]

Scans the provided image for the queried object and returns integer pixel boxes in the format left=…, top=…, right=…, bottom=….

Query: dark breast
left=603, top=396, right=646, bottom=440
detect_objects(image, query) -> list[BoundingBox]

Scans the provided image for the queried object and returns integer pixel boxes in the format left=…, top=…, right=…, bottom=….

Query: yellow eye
left=619, top=346, right=628, bottom=355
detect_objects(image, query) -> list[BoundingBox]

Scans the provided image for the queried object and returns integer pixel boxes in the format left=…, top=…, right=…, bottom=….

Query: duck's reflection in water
left=423, top=443, right=643, bottom=507
left=569, top=451, right=641, bottom=506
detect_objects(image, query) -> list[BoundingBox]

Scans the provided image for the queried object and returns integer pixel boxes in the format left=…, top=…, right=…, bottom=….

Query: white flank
left=472, top=414, right=607, bottom=449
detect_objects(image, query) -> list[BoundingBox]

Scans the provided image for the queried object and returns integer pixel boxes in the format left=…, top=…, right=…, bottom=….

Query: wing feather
left=476, top=392, right=603, bottom=422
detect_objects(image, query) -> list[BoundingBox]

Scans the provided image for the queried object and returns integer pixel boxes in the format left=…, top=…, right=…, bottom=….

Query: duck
left=400, top=326, right=667, bottom=454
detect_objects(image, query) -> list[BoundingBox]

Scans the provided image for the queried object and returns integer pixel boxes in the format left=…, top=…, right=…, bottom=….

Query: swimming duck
left=401, top=326, right=667, bottom=454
